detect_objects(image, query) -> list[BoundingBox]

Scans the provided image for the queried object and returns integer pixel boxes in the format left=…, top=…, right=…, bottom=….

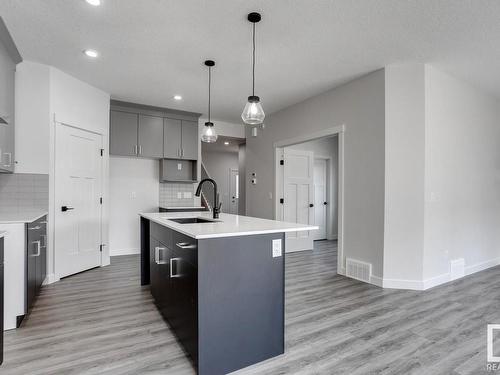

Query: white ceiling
left=202, top=135, right=245, bottom=154
left=1, top=0, right=500, bottom=123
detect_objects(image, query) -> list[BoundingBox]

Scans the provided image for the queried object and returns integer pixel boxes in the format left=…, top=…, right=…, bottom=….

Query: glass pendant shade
left=201, top=122, right=217, bottom=143
left=241, top=95, right=265, bottom=125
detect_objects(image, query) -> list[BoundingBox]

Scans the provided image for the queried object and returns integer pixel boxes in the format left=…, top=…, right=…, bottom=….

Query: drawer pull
left=28, top=225, right=41, bottom=230
left=31, top=240, right=41, bottom=257
left=176, top=242, right=197, bottom=250
left=170, top=257, right=181, bottom=278
left=154, top=246, right=167, bottom=265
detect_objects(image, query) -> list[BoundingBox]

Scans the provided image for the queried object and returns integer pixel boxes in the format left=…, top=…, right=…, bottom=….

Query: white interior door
left=55, top=123, right=103, bottom=278
left=283, top=148, right=314, bottom=252
left=229, top=168, right=239, bottom=215
left=313, top=159, right=327, bottom=240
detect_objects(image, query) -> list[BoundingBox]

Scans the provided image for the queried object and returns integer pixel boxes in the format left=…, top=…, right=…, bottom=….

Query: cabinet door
left=181, top=120, right=199, bottom=160
left=163, top=118, right=182, bottom=159
left=110, top=110, right=138, bottom=156
left=149, top=237, right=161, bottom=304
left=26, top=235, right=38, bottom=312
left=138, top=115, right=163, bottom=158
left=171, top=249, right=198, bottom=362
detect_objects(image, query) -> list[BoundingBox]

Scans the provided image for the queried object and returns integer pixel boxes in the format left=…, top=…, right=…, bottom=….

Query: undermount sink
left=168, top=217, right=219, bottom=224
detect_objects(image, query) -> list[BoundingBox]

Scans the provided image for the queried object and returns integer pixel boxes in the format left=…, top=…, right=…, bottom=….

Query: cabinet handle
left=170, top=257, right=181, bottom=278
left=155, top=246, right=167, bottom=264
left=134, top=145, right=138, bottom=155
left=181, top=149, right=184, bottom=158
left=32, top=240, right=41, bottom=257
left=138, top=145, right=142, bottom=155
left=176, top=242, right=197, bottom=250
left=28, top=225, right=41, bottom=230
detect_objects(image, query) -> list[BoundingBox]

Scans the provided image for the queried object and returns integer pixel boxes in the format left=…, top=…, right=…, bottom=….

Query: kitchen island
left=139, top=211, right=317, bottom=375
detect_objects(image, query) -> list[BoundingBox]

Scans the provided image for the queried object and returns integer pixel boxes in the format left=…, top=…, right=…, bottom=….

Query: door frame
left=48, top=119, right=109, bottom=283
left=273, top=125, right=345, bottom=272
left=312, top=156, right=329, bottom=241
left=228, top=167, right=239, bottom=214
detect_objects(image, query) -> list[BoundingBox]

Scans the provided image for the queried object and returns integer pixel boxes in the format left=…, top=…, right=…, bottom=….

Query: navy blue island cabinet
left=140, top=216, right=285, bottom=375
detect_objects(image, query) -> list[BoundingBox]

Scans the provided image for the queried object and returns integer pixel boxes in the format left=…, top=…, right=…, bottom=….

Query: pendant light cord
left=252, top=22, right=256, bottom=96
left=208, top=65, right=211, bottom=123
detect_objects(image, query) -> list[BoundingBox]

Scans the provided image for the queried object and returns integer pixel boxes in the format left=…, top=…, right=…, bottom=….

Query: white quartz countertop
left=160, top=206, right=207, bottom=210
left=140, top=211, right=318, bottom=239
left=0, top=210, right=48, bottom=224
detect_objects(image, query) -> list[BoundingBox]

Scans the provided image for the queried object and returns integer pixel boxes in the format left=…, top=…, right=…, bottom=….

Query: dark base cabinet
left=1, top=237, right=4, bottom=365
left=26, top=215, right=47, bottom=315
left=146, top=221, right=285, bottom=375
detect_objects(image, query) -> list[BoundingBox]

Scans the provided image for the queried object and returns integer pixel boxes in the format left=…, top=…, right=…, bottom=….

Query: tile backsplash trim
left=0, top=173, right=49, bottom=213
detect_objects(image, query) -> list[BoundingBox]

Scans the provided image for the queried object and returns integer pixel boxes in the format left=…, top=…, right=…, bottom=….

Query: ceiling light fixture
left=241, top=12, right=265, bottom=125
left=224, top=141, right=229, bottom=145
left=85, top=0, right=101, bottom=6
left=83, top=49, right=99, bottom=58
left=201, top=60, right=218, bottom=143
left=173, top=95, right=182, bottom=101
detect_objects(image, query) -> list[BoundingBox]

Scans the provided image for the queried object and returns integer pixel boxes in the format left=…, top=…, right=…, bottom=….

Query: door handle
left=309, top=203, right=314, bottom=208
left=324, top=202, right=328, bottom=205
left=170, top=257, right=181, bottom=278
left=61, top=206, right=74, bottom=212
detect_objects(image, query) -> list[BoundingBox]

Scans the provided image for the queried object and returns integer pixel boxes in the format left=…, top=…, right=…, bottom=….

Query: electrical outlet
left=272, top=239, right=282, bottom=257
left=131, top=191, right=137, bottom=199
left=177, top=163, right=182, bottom=171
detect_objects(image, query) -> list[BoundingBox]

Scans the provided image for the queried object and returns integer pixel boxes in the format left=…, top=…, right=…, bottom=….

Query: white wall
left=238, top=144, right=246, bottom=215
left=286, top=136, right=339, bottom=239
left=109, top=157, right=159, bottom=255
left=383, top=64, right=426, bottom=286
left=246, top=70, right=386, bottom=278
left=15, top=61, right=50, bottom=173
left=423, top=66, right=500, bottom=283
left=15, top=61, right=111, bottom=283
left=202, top=150, right=239, bottom=213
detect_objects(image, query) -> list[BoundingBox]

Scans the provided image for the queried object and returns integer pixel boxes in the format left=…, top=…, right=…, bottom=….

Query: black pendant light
left=201, top=60, right=218, bottom=143
left=241, top=12, right=265, bottom=125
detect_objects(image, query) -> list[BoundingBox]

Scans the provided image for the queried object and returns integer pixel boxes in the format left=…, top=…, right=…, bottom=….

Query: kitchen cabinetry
left=110, top=111, right=164, bottom=158
left=163, top=119, right=198, bottom=160
left=149, top=222, right=198, bottom=364
left=1, top=235, right=4, bottom=365
left=26, top=215, right=47, bottom=313
left=0, top=18, right=21, bottom=173
left=109, top=102, right=200, bottom=163
left=110, top=110, right=138, bottom=157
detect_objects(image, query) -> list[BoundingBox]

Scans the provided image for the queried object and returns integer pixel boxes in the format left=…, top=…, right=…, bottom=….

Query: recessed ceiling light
left=224, top=141, right=229, bottom=145
left=173, top=95, right=182, bottom=101
left=83, top=49, right=99, bottom=58
left=86, top=0, right=101, bottom=6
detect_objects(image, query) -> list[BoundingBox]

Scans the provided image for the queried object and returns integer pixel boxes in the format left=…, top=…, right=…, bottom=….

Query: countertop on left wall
left=0, top=210, right=48, bottom=224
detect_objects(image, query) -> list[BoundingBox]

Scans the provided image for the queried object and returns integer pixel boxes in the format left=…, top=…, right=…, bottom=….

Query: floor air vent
left=346, top=258, right=372, bottom=283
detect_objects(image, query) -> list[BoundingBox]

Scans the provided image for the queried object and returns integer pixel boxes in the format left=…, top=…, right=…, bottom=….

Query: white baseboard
left=327, top=235, right=338, bottom=241
left=422, top=273, right=451, bottom=290
left=110, top=248, right=140, bottom=256
left=465, top=257, right=500, bottom=276
left=369, top=274, right=384, bottom=287
left=382, top=278, right=424, bottom=290
left=46, top=273, right=59, bottom=285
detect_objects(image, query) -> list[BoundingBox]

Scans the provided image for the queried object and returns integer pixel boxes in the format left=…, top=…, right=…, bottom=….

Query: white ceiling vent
left=346, top=258, right=372, bottom=283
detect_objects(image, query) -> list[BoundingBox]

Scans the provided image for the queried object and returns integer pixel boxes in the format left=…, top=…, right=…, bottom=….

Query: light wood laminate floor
left=2, top=240, right=498, bottom=374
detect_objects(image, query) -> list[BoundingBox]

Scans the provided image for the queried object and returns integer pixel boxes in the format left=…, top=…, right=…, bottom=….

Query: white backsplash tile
left=159, top=182, right=201, bottom=208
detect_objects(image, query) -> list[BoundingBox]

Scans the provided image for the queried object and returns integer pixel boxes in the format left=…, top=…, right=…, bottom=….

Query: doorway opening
left=274, top=126, right=344, bottom=272
left=201, top=135, right=246, bottom=215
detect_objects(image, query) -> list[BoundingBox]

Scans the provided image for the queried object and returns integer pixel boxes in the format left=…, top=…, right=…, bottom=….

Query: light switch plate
left=177, top=163, right=182, bottom=171
left=272, top=239, right=282, bottom=257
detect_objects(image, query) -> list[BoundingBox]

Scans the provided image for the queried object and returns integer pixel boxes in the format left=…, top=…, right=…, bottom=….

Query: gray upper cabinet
left=138, top=114, right=163, bottom=158
left=181, top=121, right=198, bottom=160
left=163, top=118, right=182, bottom=159
left=110, top=110, right=138, bottom=157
